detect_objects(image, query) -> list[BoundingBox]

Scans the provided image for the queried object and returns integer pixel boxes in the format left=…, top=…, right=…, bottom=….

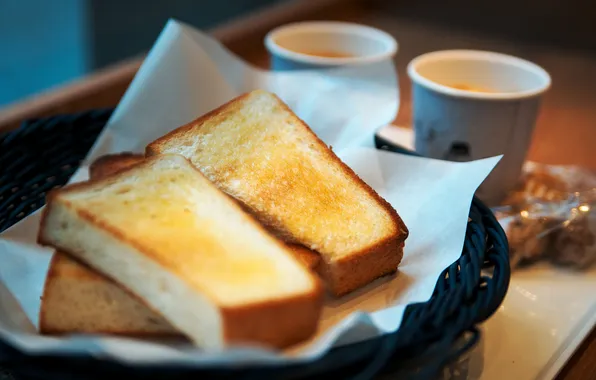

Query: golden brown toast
left=147, top=90, right=408, bottom=296
left=42, top=152, right=320, bottom=338
left=38, top=154, right=323, bottom=350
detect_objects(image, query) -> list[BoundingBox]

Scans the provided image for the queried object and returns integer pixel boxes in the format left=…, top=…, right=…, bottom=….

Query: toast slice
left=42, top=153, right=320, bottom=336
left=38, top=154, right=323, bottom=350
left=146, top=90, right=409, bottom=296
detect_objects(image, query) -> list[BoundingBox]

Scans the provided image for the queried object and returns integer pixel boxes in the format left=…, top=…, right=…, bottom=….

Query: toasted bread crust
left=38, top=155, right=323, bottom=348
left=146, top=90, right=408, bottom=296
left=39, top=252, right=61, bottom=334
left=88, top=152, right=144, bottom=179
left=39, top=327, right=183, bottom=338
left=318, top=241, right=405, bottom=297
left=222, top=279, right=324, bottom=348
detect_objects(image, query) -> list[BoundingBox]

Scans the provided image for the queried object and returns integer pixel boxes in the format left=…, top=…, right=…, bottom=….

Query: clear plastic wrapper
left=494, top=162, right=596, bottom=270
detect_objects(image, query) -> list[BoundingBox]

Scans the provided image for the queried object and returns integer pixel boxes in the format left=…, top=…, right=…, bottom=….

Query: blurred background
left=0, top=0, right=286, bottom=107
left=1, top=0, right=595, bottom=108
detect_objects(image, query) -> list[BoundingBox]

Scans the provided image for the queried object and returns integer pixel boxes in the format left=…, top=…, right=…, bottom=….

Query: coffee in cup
left=265, top=21, right=398, bottom=71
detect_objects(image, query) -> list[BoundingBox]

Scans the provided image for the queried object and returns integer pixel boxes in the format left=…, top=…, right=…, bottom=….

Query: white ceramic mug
left=407, top=50, right=551, bottom=206
left=265, top=21, right=398, bottom=70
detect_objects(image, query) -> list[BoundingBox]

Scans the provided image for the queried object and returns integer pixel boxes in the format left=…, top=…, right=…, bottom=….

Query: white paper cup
left=407, top=50, right=551, bottom=206
left=265, top=21, right=398, bottom=70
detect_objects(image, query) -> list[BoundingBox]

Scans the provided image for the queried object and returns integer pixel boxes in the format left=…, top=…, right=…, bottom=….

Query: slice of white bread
left=39, top=152, right=320, bottom=337
left=41, top=153, right=320, bottom=336
left=38, top=154, right=323, bottom=350
left=146, top=89, right=409, bottom=296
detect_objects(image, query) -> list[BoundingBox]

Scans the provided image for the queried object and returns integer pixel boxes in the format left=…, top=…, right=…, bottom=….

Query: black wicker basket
left=0, top=109, right=510, bottom=380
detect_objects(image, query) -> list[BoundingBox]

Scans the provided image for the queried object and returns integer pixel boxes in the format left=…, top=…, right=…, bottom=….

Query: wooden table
left=1, top=0, right=595, bottom=378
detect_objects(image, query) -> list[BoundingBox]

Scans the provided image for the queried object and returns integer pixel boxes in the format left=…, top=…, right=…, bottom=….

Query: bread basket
left=0, top=109, right=510, bottom=380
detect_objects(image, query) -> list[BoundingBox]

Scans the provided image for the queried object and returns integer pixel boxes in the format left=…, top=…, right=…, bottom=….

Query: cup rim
left=264, top=21, right=398, bottom=66
left=407, top=49, right=552, bottom=100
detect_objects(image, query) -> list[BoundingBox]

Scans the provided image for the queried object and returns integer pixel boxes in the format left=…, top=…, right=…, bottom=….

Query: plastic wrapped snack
left=496, top=162, right=596, bottom=270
